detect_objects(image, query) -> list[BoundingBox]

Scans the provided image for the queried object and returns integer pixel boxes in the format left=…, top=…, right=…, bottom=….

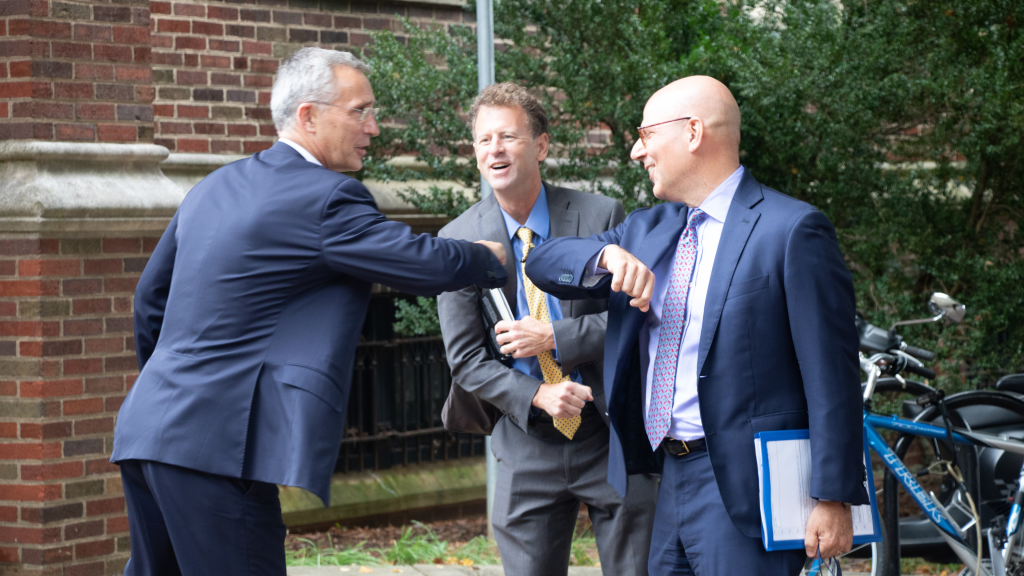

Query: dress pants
left=648, top=449, right=806, bottom=576
left=490, top=415, right=658, bottom=576
left=119, top=459, right=287, bottom=576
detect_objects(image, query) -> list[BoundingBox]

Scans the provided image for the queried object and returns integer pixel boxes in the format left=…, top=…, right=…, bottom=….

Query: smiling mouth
left=490, top=163, right=510, bottom=172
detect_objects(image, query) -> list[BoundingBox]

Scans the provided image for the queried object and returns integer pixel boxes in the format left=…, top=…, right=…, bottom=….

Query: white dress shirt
left=588, top=166, right=745, bottom=441
left=278, top=138, right=322, bottom=167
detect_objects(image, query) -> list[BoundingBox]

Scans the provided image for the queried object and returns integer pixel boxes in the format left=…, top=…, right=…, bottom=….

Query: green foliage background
left=359, top=0, right=1024, bottom=393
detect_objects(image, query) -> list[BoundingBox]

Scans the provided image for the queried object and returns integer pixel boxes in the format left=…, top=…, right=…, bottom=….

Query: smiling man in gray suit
left=437, top=83, right=658, bottom=576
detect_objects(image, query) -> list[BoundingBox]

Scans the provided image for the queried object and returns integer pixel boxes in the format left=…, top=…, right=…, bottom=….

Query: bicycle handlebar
left=903, top=362, right=937, bottom=381
left=902, top=344, right=936, bottom=362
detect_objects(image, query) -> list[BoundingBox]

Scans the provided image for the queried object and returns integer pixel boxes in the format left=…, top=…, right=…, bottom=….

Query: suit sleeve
left=320, top=179, right=507, bottom=295
left=133, top=211, right=179, bottom=370
left=525, top=214, right=628, bottom=301
left=785, top=209, right=869, bottom=506
left=437, top=231, right=540, bottom=434
left=548, top=200, right=625, bottom=374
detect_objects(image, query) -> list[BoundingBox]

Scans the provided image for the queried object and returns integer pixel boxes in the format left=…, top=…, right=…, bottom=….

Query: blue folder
left=755, top=428, right=881, bottom=551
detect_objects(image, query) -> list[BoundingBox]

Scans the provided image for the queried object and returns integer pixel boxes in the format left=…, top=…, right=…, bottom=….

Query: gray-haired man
left=437, top=82, right=658, bottom=576
left=112, top=47, right=507, bottom=575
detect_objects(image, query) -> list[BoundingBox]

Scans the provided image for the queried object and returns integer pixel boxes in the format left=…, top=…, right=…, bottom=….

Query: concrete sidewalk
left=286, top=566, right=872, bottom=575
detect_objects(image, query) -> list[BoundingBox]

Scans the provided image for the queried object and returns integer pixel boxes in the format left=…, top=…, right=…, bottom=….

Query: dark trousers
left=648, top=450, right=806, bottom=576
left=119, top=459, right=287, bottom=576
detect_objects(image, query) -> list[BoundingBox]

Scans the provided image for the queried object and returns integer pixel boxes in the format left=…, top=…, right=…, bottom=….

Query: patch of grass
left=382, top=522, right=450, bottom=565
left=285, top=537, right=380, bottom=567
left=286, top=522, right=500, bottom=567
left=570, top=524, right=598, bottom=567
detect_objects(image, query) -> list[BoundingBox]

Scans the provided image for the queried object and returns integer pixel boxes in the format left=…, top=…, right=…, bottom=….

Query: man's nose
left=630, top=138, right=645, bottom=161
left=366, top=116, right=380, bottom=137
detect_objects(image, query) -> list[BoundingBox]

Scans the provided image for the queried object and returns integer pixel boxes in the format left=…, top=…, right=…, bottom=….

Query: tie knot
left=516, top=226, right=534, bottom=245
left=687, top=208, right=708, bottom=230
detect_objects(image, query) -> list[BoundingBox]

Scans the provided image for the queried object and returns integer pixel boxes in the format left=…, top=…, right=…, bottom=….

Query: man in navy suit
left=111, top=48, right=507, bottom=575
left=525, top=76, right=868, bottom=575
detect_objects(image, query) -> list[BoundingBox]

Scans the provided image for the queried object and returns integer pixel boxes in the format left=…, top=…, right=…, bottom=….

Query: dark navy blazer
left=111, top=142, right=506, bottom=504
left=525, top=170, right=868, bottom=537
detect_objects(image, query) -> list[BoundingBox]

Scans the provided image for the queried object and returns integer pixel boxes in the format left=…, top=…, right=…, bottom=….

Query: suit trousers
left=119, top=459, right=287, bottom=576
left=491, top=415, right=658, bottom=576
left=648, top=450, right=805, bottom=576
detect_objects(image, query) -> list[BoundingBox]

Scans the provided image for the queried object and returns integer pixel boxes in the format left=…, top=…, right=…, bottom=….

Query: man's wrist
left=818, top=499, right=851, bottom=510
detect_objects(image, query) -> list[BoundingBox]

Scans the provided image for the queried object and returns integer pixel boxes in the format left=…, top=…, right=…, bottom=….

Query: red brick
left=156, top=19, right=189, bottom=33
left=0, top=507, right=16, bottom=522
left=228, top=124, right=257, bottom=136
left=208, top=6, right=239, bottom=20
left=102, top=239, right=140, bottom=254
left=65, top=520, right=103, bottom=541
left=158, top=122, right=192, bottom=135
left=150, top=33, right=172, bottom=48
left=150, top=2, right=171, bottom=15
left=177, top=105, right=208, bottom=118
left=75, top=538, right=114, bottom=558
left=153, top=52, right=181, bottom=66
left=104, top=277, right=138, bottom=293
left=178, top=139, right=209, bottom=153
left=103, top=355, right=136, bottom=372
left=54, top=123, right=96, bottom=141
left=10, top=60, right=32, bottom=78
left=20, top=461, right=83, bottom=481
left=115, top=65, right=151, bottom=82
left=177, top=70, right=207, bottom=85
left=244, top=74, right=272, bottom=88
left=63, top=278, right=102, bottom=295
left=104, top=395, right=125, bottom=412
left=63, top=319, right=103, bottom=336
left=97, top=125, right=138, bottom=142
left=125, top=373, right=137, bottom=390
left=75, top=63, right=113, bottom=80
left=0, top=320, right=56, bottom=337
left=18, top=259, right=80, bottom=277
left=84, top=338, right=122, bottom=355
left=209, top=39, right=240, bottom=52
left=211, top=140, right=241, bottom=154
left=241, top=40, right=271, bottom=55
left=106, top=515, right=129, bottom=534
left=113, top=25, right=149, bottom=45
left=250, top=58, right=277, bottom=73
left=0, top=279, right=59, bottom=297
left=66, top=561, right=104, bottom=576
left=173, top=3, right=205, bottom=17
left=0, top=239, right=58, bottom=257
left=192, top=21, right=223, bottom=36
left=114, top=297, right=132, bottom=313
left=20, top=421, right=72, bottom=440
left=56, top=82, right=95, bottom=99
left=64, top=358, right=103, bottom=375
left=72, top=298, right=112, bottom=315
left=30, top=20, right=71, bottom=39
left=0, top=381, right=16, bottom=396
left=94, top=44, right=133, bottom=63
left=20, top=380, right=83, bottom=398
left=183, top=53, right=198, bottom=66
left=85, top=459, right=120, bottom=476
left=0, top=81, right=33, bottom=98
left=0, top=526, right=61, bottom=544
left=73, top=24, right=111, bottom=42
left=62, top=397, right=103, bottom=415
left=20, top=544, right=73, bottom=564
left=175, top=36, right=205, bottom=50
left=73, top=416, right=114, bottom=435
left=201, top=55, right=231, bottom=69
left=0, top=442, right=61, bottom=459
left=152, top=104, right=174, bottom=118
left=0, top=301, right=16, bottom=315
left=51, top=41, right=91, bottom=59
left=244, top=140, right=274, bottom=154
left=42, top=340, right=83, bottom=356
left=0, top=424, right=16, bottom=439
left=0, top=103, right=7, bottom=119
left=0, top=484, right=62, bottom=502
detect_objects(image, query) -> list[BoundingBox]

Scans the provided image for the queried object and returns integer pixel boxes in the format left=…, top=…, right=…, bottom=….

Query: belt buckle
left=679, top=440, right=690, bottom=455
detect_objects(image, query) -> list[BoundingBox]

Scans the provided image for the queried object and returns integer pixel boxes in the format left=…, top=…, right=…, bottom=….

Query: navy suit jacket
left=111, top=142, right=506, bottom=504
left=525, top=170, right=868, bottom=537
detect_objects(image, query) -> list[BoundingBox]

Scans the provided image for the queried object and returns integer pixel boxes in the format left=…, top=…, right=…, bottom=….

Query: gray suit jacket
left=437, top=183, right=625, bottom=434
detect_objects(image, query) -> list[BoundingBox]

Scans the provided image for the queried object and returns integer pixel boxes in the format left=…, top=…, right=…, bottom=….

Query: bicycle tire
left=879, top=390, right=1024, bottom=574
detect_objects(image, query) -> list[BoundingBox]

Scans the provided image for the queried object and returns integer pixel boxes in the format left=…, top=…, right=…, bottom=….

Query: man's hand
left=804, top=500, right=853, bottom=559
left=475, top=240, right=507, bottom=265
left=597, top=245, right=655, bottom=312
left=495, top=316, right=554, bottom=358
left=532, top=381, right=594, bottom=419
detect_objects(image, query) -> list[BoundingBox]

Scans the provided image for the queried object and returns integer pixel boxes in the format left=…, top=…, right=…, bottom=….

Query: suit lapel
left=475, top=195, right=518, bottom=314
left=546, top=184, right=579, bottom=318
left=636, top=204, right=688, bottom=271
left=696, top=172, right=764, bottom=378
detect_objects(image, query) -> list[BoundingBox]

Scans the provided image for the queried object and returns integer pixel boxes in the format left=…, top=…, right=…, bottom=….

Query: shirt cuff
left=583, top=245, right=611, bottom=288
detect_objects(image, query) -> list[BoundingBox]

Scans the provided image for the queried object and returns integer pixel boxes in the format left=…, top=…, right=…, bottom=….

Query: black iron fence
left=335, top=334, right=486, bottom=473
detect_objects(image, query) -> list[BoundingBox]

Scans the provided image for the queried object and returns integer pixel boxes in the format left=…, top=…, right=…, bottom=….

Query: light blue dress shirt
left=498, top=185, right=582, bottom=387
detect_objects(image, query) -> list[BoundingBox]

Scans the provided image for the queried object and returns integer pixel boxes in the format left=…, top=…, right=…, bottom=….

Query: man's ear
left=686, top=118, right=704, bottom=153
left=535, top=132, right=550, bottom=162
left=296, top=102, right=318, bottom=135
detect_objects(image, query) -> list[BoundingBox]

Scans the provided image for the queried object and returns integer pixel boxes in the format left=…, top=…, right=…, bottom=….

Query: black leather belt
left=661, top=437, right=707, bottom=456
left=528, top=402, right=606, bottom=443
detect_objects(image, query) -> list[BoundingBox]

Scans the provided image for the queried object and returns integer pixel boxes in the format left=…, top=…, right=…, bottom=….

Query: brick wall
left=1, top=235, right=156, bottom=574
left=149, top=0, right=470, bottom=155
left=0, top=0, right=154, bottom=144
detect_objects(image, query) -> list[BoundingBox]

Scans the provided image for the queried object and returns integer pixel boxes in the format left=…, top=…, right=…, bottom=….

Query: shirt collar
left=694, top=165, right=745, bottom=224
left=499, top=184, right=550, bottom=242
left=278, top=138, right=323, bottom=167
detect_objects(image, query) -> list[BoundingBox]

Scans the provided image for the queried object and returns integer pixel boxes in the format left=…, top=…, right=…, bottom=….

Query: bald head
left=649, top=76, right=741, bottom=151
left=631, top=76, right=742, bottom=206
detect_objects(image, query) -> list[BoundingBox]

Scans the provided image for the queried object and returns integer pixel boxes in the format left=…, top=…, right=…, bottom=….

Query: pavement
left=286, top=566, right=873, bottom=575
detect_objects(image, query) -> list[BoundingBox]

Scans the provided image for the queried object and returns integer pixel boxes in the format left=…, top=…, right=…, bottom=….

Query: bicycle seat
left=995, top=374, right=1024, bottom=395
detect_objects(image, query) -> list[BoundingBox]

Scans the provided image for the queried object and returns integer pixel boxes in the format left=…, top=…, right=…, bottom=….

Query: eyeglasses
left=636, top=116, right=692, bottom=147
left=311, top=102, right=381, bottom=123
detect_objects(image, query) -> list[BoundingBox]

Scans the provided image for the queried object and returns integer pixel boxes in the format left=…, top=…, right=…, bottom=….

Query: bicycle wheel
left=880, top=390, right=1024, bottom=573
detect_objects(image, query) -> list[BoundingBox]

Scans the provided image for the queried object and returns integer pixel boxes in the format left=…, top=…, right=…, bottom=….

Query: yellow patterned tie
left=516, top=226, right=581, bottom=440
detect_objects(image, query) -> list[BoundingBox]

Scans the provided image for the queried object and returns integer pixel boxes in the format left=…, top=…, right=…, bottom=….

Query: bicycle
left=808, top=293, right=1024, bottom=576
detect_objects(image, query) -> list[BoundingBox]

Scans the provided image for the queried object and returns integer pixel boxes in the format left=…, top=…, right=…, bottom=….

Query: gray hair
left=271, top=47, right=370, bottom=132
